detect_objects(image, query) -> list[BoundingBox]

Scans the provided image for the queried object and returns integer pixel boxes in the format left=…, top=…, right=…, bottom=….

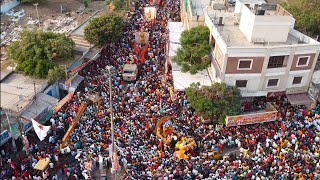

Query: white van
left=122, top=64, right=138, bottom=81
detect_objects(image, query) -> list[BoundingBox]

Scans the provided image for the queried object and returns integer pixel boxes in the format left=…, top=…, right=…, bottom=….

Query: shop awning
left=286, top=93, right=314, bottom=106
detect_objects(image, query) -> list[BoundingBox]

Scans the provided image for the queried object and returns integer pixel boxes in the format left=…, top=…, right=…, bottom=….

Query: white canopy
left=172, top=67, right=212, bottom=91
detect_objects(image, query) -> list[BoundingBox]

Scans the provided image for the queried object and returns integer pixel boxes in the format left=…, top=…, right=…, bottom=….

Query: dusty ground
left=0, top=0, right=108, bottom=70
left=1, top=0, right=107, bottom=27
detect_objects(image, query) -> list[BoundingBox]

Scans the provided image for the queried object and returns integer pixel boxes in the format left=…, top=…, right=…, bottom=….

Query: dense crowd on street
left=1, top=0, right=320, bottom=179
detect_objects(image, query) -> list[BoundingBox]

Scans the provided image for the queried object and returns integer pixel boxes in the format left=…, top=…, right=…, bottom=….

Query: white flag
left=31, top=119, right=51, bottom=141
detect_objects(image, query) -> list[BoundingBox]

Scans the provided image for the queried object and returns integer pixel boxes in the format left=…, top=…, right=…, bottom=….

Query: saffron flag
left=31, top=119, right=51, bottom=141
left=280, top=122, right=286, bottom=131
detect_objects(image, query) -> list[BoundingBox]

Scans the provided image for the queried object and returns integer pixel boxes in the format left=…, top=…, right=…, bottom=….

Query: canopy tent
left=171, top=68, right=212, bottom=91
left=286, top=93, right=314, bottom=106
left=34, top=159, right=50, bottom=171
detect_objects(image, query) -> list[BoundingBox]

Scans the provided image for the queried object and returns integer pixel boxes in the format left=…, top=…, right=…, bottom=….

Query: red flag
left=280, top=122, right=286, bottom=131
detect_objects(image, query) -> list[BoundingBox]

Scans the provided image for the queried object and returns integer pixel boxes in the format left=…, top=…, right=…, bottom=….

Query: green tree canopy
left=282, top=0, right=320, bottom=36
left=84, top=15, right=125, bottom=47
left=107, top=0, right=126, bottom=11
left=47, top=66, right=66, bottom=85
left=185, top=83, right=241, bottom=124
left=7, top=30, right=75, bottom=78
left=172, top=26, right=211, bottom=74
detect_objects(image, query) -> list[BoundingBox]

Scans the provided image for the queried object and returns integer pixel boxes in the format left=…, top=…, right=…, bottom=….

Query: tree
left=47, top=66, right=66, bottom=85
left=7, top=30, right=75, bottom=78
left=282, top=0, right=320, bottom=36
left=107, top=0, right=126, bottom=11
left=83, top=0, right=88, bottom=8
left=185, top=83, right=241, bottom=124
left=172, top=26, right=211, bottom=74
left=84, top=15, right=125, bottom=47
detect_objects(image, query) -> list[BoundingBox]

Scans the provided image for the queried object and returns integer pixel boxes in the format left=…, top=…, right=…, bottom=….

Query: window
left=267, top=56, right=285, bottom=68
left=267, top=79, right=279, bottom=87
left=292, top=77, right=302, bottom=85
left=296, top=56, right=310, bottom=67
left=236, top=80, right=247, bottom=88
left=211, top=36, right=216, bottom=48
left=237, top=59, right=253, bottom=70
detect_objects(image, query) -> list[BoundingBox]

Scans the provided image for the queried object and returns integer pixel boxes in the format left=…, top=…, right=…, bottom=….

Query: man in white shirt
left=49, top=162, right=54, bottom=169
left=50, top=118, right=56, bottom=126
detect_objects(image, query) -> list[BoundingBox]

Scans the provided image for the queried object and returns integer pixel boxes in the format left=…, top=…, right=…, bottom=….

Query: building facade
left=183, top=0, right=320, bottom=97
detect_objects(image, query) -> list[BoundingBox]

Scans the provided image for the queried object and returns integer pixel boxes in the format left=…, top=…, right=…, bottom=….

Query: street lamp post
left=106, top=66, right=117, bottom=180
left=33, top=3, right=40, bottom=28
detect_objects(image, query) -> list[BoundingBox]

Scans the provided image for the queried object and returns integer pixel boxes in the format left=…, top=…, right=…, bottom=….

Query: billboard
left=144, top=7, right=157, bottom=20
left=0, top=130, right=10, bottom=146
left=226, top=111, right=278, bottom=127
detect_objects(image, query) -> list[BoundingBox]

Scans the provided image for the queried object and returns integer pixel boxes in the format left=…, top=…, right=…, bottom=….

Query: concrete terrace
left=189, top=0, right=318, bottom=48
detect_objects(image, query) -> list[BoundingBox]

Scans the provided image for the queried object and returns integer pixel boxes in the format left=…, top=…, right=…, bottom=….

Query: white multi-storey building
left=182, top=0, right=320, bottom=104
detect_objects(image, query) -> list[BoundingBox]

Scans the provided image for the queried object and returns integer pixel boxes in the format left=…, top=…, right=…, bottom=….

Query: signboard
left=144, top=7, right=157, bottom=20
left=53, top=91, right=74, bottom=113
left=24, top=121, right=33, bottom=132
left=0, top=130, right=10, bottom=146
left=286, top=86, right=308, bottom=95
left=226, top=111, right=278, bottom=127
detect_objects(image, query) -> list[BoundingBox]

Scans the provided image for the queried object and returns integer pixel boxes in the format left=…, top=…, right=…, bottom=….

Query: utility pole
left=16, top=105, right=23, bottom=133
left=33, top=81, right=37, bottom=105
left=33, top=3, right=40, bottom=28
left=106, top=66, right=117, bottom=180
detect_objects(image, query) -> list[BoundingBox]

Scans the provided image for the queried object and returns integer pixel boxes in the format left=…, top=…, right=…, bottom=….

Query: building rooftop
left=209, top=15, right=303, bottom=47
left=194, top=0, right=319, bottom=47
left=0, top=73, right=47, bottom=113
left=20, top=93, right=58, bottom=121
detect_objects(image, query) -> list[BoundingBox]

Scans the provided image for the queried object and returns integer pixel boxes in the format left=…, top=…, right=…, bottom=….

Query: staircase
left=70, top=34, right=91, bottom=48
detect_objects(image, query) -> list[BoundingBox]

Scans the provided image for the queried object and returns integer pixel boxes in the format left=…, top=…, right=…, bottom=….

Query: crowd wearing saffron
left=1, top=0, right=320, bottom=179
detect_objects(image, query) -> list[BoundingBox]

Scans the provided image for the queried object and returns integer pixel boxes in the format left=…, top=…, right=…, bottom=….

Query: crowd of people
left=1, top=0, right=320, bottom=179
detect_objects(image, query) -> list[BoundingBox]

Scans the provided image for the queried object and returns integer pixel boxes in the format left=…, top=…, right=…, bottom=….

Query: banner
left=144, top=7, right=157, bottom=20
left=53, top=91, right=74, bottom=113
left=184, top=0, right=188, bottom=12
left=24, top=121, right=33, bottom=132
left=0, top=130, right=10, bottom=146
left=69, top=52, right=100, bottom=75
left=134, top=32, right=149, bottom=44
left=226, top=111, right=278, bottom=127
left=32, top=119, right=51, bottom=141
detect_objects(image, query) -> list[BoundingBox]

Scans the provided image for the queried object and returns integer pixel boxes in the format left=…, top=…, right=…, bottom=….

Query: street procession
left=1, top=0, right=320, bottom=179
